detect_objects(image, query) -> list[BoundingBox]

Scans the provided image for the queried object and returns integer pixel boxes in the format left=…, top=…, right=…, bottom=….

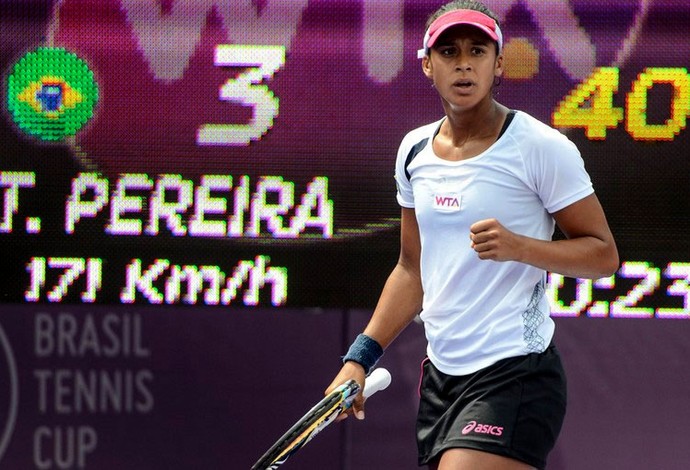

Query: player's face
left=423, top=25, right=503, bottom=111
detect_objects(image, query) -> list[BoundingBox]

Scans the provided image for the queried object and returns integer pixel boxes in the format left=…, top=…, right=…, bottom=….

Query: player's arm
left=362, top=206, right=423, bottom=347
left=325, top=207, right=423, bottom=417
left=469, top=193, right=619, bottom=279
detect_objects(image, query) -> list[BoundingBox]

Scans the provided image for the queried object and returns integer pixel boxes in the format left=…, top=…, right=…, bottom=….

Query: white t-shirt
left=395, top=110, right=593, bottom=375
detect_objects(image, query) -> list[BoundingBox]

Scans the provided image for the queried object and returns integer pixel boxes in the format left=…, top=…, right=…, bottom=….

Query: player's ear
left=494, top=52, right=504, bottom=78
left=422, top=55, right=433, bottom=79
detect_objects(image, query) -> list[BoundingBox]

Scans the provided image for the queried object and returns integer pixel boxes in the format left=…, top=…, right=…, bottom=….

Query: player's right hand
left=324, top=361, right=367, bottom=421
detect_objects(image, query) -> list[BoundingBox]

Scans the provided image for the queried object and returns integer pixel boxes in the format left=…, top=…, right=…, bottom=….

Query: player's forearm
left=518, top=234, right=619, bottom=279
left=362, top=262, right=423, bottom=350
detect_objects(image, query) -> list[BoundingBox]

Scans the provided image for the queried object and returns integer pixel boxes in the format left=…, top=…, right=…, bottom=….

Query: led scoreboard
left=1, top=0, right=689, bottom=314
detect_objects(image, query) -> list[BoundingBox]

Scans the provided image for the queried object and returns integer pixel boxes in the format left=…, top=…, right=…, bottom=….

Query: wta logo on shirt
left=462, top=420, right=504, bottom=437
left=433, top=193, right=461, bottom=212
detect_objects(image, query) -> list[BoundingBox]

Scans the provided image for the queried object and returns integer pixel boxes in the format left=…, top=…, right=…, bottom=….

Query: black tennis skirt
left=416, top=344, right=567, bottom=468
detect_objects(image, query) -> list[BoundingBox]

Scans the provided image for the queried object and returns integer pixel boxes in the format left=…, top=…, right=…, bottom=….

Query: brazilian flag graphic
left=7, top=47, right=98, bottom=141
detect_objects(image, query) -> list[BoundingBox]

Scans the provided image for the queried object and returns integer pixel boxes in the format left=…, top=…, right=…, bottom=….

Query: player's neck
left=441, top=100, right=506, bottom=148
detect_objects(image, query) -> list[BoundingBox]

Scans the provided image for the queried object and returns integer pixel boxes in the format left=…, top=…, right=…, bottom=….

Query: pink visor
left=417, top=9, right=503, bottom=59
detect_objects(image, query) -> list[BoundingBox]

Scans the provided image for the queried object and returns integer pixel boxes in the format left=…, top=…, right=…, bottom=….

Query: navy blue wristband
left=342, top=334, right=384, bottom=375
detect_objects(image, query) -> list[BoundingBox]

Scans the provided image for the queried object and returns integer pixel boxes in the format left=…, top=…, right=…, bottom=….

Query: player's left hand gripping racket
left=251, top=368, right=392, bottom=470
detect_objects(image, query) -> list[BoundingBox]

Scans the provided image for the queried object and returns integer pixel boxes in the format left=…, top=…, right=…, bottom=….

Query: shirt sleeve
left=527, top=128, right=594, bottom=214
left=394, top=137, right=416, bottom=208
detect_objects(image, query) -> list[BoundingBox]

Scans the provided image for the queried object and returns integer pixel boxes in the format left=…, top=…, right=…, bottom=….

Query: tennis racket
left=251, top=368, right=392, bottom=470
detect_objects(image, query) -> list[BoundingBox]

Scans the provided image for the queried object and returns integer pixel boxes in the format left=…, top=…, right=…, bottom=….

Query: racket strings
left=251, top=380, right=360, bottom=470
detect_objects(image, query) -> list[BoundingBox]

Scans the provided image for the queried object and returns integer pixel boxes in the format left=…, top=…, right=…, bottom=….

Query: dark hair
left=426, top=0, right=500, bottom=28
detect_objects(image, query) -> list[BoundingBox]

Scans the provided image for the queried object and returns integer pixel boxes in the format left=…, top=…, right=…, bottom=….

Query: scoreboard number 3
left=196, top=45, right=286, bottom=146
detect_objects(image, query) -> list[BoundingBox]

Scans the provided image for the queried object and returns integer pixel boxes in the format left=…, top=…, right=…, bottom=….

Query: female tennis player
left=325, top=1, right=618, bottom=469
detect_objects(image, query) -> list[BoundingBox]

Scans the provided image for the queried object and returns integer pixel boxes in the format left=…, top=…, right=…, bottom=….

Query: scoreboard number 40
left=553, top=67, right=690, bottom=141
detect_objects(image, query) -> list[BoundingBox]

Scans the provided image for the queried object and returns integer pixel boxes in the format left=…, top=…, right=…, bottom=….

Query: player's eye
left=437, top=46, right=457, bottom=57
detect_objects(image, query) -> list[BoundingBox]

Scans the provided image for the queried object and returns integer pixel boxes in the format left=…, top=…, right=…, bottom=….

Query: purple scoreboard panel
left=1, top=1, right=689, bottom=469
left=2, top=0, right=689, bottom=310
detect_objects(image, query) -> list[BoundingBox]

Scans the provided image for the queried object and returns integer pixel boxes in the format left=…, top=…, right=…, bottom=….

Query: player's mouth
left=453, top=79, right=475, bottom=89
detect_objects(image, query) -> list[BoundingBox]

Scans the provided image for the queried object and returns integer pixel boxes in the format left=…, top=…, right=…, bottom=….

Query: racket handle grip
left=362, top=368, right=392, bottom=398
